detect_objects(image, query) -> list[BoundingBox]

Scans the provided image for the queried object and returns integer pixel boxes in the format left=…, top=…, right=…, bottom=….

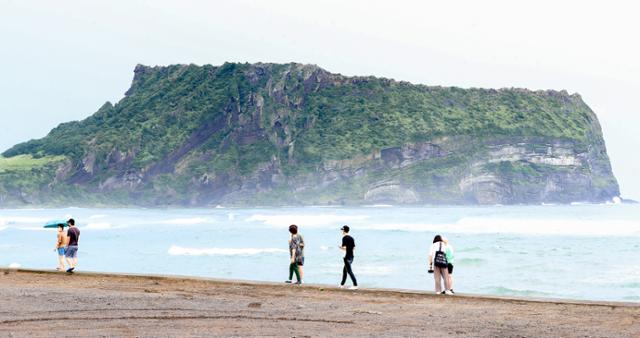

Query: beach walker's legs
left=434, top=267, right=443, bottom=293
left=289, top=262, right=300, bottom=282
left=442, top=268, right=451, bottom=291
left=57, top=254, right=65, bottom=270
left=58, top=255, right=64, bottom=270
left=298, top=265, right=304, bottom=282
left=341, top=258, right=357, bottom=286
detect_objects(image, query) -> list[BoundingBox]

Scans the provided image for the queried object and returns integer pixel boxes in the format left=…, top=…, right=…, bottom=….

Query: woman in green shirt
left=443, top=236, right=455, bottom=294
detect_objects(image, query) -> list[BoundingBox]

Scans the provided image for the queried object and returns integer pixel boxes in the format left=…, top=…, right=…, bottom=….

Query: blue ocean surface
left=1, top=204, right=639, bottom=302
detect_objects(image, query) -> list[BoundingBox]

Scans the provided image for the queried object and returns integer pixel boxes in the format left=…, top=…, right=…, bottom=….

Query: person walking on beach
left=339, top=225, right=358, bottom=290
left=428, top=235, right=451, bottom=294
left=54, top=223, right=66, bottom=271
left=442, top=236, right=455, bottom=294
left=65, top=218, right=80, bottom=273
left=285, top=224, right=305, bottom=284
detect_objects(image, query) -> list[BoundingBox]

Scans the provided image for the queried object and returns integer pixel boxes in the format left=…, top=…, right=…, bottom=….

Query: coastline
left=1, top=268, right=638, bottom=337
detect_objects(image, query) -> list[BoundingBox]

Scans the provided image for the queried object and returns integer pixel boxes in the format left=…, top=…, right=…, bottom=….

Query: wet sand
left=0, top=268, right=638, bottom=337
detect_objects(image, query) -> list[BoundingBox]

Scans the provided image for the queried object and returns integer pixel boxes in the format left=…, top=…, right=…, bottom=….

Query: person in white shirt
left=428, top=234, right=452, bottom=294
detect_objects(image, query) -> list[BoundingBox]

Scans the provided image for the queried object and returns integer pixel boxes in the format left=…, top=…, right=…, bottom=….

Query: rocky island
left=0, top=63, right=620, bottom=206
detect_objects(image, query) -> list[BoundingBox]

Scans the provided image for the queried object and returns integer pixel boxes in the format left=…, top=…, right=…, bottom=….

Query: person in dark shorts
left=443, top=236, right=455, bottom=294
left=64, top=218, right=80, bottom=273
left=285, top=224, right=305, bottom=284
left=339, top=225, right=358, bottom=290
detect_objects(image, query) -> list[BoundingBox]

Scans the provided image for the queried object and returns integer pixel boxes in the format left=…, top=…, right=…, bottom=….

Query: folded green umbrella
left=43, top=220, right=68, bottom=228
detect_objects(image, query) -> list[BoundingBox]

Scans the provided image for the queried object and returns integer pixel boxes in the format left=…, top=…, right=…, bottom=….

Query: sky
left=1, top=0, right=639, bottom=199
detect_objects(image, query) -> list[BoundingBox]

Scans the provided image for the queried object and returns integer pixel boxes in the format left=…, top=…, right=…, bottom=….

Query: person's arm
left=428, top=244, right=434, bottom=267
left=340, top=237, right=346, bottom=251
left=289, top=239, right=296, bottom=263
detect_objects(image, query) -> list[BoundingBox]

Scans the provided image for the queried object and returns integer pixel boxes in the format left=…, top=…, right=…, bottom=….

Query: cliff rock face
left=0, top=63, right=620, bottom=206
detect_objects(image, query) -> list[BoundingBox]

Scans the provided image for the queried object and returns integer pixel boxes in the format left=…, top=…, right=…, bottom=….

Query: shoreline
left=1, top=268, right=638, bottom=337
left=4, top=267, right=638, bottom=308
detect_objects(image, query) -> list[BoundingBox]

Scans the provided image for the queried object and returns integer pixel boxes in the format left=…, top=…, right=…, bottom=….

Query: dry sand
left=0, top=269, right=638, bottom=337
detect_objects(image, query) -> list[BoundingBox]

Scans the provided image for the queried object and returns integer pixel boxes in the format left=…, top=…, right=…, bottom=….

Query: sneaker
left=284, top=280, right=292, bottom=283
left=339, top=284, right=346, bottom=289
left=444, top=290, right=453, bottom=295
left=348, top=286, right=359, bottom=290
left=449, top=289, right=455, bottom=294
left=295, top=280, right=303, bottom=285
left=440, top=291, right=446, bottom=295
left=66, top=267, right=75, bottom=273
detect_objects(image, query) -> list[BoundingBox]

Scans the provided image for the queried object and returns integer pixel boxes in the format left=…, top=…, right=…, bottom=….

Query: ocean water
left=1, top=204, right=639, bottom=302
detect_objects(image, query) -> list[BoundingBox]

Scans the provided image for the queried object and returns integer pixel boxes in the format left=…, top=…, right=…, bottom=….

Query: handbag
left=434, top=242, right=448, bottom=268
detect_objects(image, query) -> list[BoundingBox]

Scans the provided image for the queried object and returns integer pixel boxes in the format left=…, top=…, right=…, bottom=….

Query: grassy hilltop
left=0, top=63, right=620, bottom=206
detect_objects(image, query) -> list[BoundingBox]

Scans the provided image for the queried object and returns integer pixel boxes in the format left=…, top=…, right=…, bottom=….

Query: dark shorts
left=296, top=257, right=305, bottom=266
left=447, top=263, right=454, bottom=274
left=65, top=245, right=78, bottom=258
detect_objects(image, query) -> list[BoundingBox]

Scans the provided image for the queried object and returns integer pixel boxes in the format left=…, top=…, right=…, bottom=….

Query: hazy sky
left=1, top=0, right=639, bottom=199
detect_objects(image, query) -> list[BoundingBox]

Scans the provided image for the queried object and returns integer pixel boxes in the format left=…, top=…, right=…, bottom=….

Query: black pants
left=341, top=257, right=357, bottom=286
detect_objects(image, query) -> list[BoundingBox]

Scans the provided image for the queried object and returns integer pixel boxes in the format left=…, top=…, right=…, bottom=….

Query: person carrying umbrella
left=55, top=223, right=67, bottom=271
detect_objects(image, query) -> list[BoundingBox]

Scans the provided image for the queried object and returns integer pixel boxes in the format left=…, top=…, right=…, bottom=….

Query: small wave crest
left=355, top=265, right=394, bottom=275
left=485, top=286, right=553, bottom=297
left=168, top=245, right=287, bottom=256
left=159, top=217, right=212, bottom=225
left=359, top=217, right=640, bottom=236
left=246, top=214, right=369, bottom=227
left=456, top=258, right=486, bottom=266
left=84, top=222, right=113, bottom=230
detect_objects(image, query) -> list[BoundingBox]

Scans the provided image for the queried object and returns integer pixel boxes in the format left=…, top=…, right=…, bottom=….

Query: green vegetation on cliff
left=0, top=62, right=619, bottom=206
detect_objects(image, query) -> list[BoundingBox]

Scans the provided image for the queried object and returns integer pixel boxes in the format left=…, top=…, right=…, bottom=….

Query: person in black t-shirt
left=339, top=225, right=358, bottom=289
left=64, top=218, right=80, bottom=273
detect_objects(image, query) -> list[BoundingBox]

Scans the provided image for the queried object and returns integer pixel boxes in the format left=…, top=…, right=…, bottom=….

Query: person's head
left=433, top=235, right=443, bottom=243
left=288, top=224, right=298, bottom=235
left=341, top=225, right=350, bottom=234
left=67, top=218, right=75, bottom=227
left=57, top=224, right=64, bottom=232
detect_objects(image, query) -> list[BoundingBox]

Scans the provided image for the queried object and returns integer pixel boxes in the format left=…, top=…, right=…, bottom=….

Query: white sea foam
left=361, top=217, right=640, bottom=236
left=0, top=216, right=49, bottom=225
left=246, top=214, right=369, bottom=227
left=89, top=214, right=107, bottom=219
left=168, top=245, right=287, bottom=256
left=8, top=263, right=21, bottom=268
left=20, top=226, right=49, bottom=231
left=0, top=226, right=6, bottom=232
left=355, top=265, right=394, bottom=275
left=319, top=245, right=330, bottom=251
left=84, top=222, right=113, bottom=230
left=160, top=217, right=211, bottom=225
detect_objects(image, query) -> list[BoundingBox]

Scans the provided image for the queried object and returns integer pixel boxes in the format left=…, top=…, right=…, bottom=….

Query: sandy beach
left=0, top=269, right=638, bottom=337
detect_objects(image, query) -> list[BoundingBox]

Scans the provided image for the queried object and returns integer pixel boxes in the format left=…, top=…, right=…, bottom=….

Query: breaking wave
left=168, top=245, right=287, bottom=256
left=159, top=217, right=212, bottom=225
left=359, top=218, right=640, bottom=236
left=84, top=222, right=113, bottom=230
left=246, top=214, right=369, bottom=227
